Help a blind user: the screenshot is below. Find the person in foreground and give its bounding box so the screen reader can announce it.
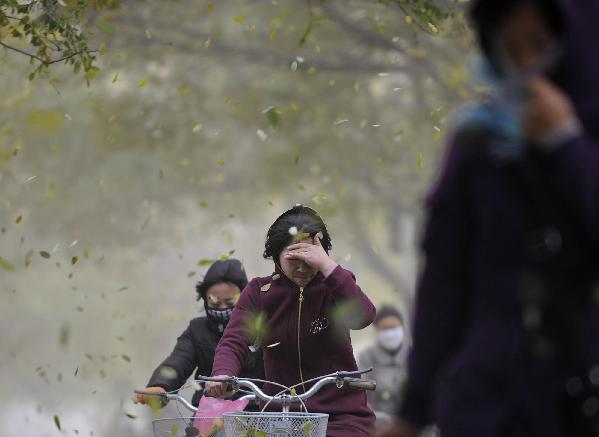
[206,205,377,436]
[133,259,263,407]
[382,0,599,436]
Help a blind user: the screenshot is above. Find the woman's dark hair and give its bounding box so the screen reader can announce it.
[195,258,248,301]
[263,205,332,264]
[469,0,565,74]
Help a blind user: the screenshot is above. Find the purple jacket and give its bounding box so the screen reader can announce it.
[399,1,599,436]
[212,265,377,436]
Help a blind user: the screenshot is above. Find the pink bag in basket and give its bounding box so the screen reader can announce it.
[193,396,249,436]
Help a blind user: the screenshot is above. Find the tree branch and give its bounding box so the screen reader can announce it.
[0,41,97,65]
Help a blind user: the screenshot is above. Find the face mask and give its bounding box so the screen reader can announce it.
[377,326,404,352]
[206,307,234,323]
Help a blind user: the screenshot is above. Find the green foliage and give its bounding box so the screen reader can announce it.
[0,0,121,81]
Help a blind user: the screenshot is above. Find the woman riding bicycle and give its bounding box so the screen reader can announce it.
[206,205,377,436]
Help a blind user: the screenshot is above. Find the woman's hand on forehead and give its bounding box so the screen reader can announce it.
[284,235,338,277]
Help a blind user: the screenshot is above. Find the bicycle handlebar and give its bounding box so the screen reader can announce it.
[134,369,376,413]
[134,390,256,414]
[134,390,197,413]
[197,368,376,406]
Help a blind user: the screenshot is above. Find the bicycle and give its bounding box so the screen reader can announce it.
[135,368,376,437]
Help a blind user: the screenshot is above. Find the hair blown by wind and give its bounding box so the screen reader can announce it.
[263,205,332,263]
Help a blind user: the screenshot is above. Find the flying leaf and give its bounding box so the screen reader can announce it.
[39,251,50,259]
[125,413,137,419]
[71,256,78,265]
[293,232,310,242]
[262,106,281,128]
[260,283,271,293]
[121,354,131,363]
[302,420,314,436]
[15,215,22,224]
[59,323,70,347]
[148,396,163,413]
[159,366,177,380]
[25,110,64,134]
[0,256,15,272]
[198,259,215,266]
[233,16,246,24]
[54,415,61,431]
[96,19,114,34]
[256,129,268,141]
[25,250,33,268]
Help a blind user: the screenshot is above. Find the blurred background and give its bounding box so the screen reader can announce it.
[0,0,477,435]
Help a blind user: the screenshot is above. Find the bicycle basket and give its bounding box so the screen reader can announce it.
[223,411,328,437]
[152,417,226,437]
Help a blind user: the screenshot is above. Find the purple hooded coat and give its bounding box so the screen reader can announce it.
[398,1,599,436]
[212,266,377,436]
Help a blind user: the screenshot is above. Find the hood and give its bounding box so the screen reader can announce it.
[195,258,248,301]
[470,0,599,138]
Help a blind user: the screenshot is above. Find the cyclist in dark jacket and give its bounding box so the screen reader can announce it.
[134,259,264,407]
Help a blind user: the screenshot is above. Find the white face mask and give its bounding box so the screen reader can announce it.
[377,326,404,352]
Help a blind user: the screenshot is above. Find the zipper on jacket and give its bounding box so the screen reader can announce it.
[297,286,306,394]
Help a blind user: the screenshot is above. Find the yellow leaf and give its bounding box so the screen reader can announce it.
[233,16,246,24]
[204,37,211,48]
[404,16,413,24]
[25,110,64,134]
[217,159,225,166]
[269,30,277,42]
[138,79,148,87]
[427,22,439,33]
[0,256,15,272]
